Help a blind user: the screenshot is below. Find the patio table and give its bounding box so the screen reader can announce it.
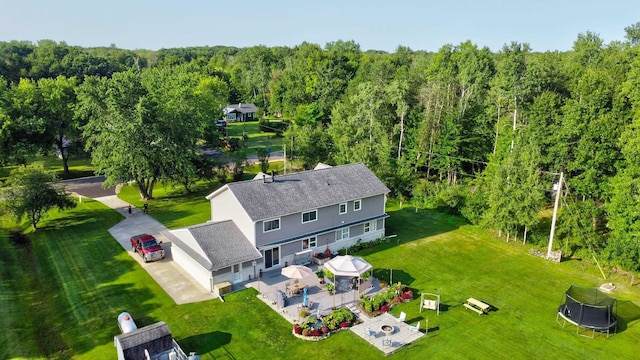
[286,282,307,297]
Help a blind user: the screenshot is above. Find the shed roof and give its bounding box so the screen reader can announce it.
[115,321,173,360]
[209,163,389,222]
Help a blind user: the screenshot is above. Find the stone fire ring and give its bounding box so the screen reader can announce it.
[381,324,394,336]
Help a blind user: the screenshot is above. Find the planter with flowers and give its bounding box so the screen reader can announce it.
[359,282,414,317]
[292,307,358,341]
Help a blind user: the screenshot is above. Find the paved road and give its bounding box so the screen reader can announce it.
[60,175,116,198]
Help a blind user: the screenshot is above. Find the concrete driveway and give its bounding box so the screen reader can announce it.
[93,194,214,304]
[63,177,216,304]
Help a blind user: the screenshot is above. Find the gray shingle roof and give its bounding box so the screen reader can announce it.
[116,321,173,360]
[222,162,390,221]
[165,221,262,271]
[224,103,257,114]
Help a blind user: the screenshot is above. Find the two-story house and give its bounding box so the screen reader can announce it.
[223,103,257,122]
[163,163,390,293]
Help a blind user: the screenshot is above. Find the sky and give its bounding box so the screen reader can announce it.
[1,0,639,53]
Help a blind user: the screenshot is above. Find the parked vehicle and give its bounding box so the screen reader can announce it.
[130,234,165,262]
[215,119,227,129]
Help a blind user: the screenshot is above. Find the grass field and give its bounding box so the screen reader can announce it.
[2,196,640,359]
[226,120,285,156]
[0,156,94,182]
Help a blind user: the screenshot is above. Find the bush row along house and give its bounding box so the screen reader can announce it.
[163,163,390,293]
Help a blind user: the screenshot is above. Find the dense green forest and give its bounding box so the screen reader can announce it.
[1,24,640,276]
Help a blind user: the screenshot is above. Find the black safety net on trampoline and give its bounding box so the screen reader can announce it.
[558,285,617,331]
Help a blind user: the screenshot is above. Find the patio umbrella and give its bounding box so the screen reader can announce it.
[281,264,314,279]
[302,287,308,307]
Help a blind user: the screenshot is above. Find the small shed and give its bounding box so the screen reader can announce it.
[114,322,174,360]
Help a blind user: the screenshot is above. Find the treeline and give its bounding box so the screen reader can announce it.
[1,23,640,275]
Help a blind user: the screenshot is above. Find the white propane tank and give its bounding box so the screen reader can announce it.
[117,312,138,334]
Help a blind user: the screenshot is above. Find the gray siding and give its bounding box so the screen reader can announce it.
[255,194,385,247]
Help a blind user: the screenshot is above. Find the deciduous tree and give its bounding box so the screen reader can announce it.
[1,163,76,230]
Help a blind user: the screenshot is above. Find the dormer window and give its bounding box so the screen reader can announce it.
[339,202,347,215]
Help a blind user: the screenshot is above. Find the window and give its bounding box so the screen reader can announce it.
[354,199,361,211]
[302,236,317,250]
[227,112,236,120]
[364,220,377,233]
[302,209,317,223]
[336,227,349,241]
[339,202,347,215]
[263,218,280,232]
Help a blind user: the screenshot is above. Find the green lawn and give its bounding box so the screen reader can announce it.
[0,156,94,182]
[226,120,285,156]
[2,197,640,359]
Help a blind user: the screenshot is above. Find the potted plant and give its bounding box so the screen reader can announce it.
[299,309,308,318]
[316,269,325,284]
[326,283,335,294]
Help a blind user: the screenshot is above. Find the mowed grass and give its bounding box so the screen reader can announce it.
[2,196,640,359]
[364,201,640,359]
[0,156,94,182]
[226,120,285,156]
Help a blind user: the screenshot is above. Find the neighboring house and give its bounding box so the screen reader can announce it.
[164,163,390,293]
[223,103,257,122]
[114,321,187,360]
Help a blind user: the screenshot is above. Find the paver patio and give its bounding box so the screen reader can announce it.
[247,264,426,355]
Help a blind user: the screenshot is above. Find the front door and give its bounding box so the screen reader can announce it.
[232,263,242,283]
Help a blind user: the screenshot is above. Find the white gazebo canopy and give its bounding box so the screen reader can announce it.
[325,255,372,277]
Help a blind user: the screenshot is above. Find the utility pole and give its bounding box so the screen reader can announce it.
[547,171,564,258]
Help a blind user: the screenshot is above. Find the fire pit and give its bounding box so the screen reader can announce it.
[381,324,394,336]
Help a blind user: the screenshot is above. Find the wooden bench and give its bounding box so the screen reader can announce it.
[464,298,490,315]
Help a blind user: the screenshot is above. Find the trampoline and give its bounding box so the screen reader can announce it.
[556,285,617,338]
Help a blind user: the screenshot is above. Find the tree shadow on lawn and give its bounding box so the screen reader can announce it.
[373,269,415,287]
[616,300,640,332]
[40,208,122,231]
[378,207,464,245]
[178,331,232,356]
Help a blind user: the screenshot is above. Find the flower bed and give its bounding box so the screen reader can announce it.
[292,307,357,340]
[359,282,414,317]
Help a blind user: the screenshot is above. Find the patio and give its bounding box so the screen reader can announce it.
[247,263,427,355]
[248,263,380,322]
[351,313,426,355]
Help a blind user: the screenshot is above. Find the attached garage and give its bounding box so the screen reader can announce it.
[162,221,262,293]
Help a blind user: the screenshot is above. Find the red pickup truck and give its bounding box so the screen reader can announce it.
[130,234,165,262]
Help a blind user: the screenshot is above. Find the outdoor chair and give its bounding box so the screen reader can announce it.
[395,311,407,322]
[366,328,376,338]
[408,321,420,332]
